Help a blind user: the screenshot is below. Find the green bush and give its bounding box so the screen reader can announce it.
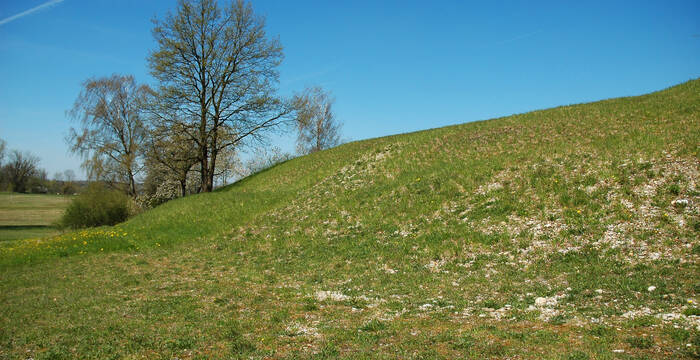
[60,184,131,229]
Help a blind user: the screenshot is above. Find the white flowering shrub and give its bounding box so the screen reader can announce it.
[135,179,181,210]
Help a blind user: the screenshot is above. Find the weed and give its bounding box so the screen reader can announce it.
[626,335,654,349]
[359,319,387,332]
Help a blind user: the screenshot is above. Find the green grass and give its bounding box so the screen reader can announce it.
[1,80,699,359]
[0,225,61,241]
[0,192,71,241]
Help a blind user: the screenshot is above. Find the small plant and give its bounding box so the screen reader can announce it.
[625,335,654,349]
[302,298,319,311]
[359,319,386,332]
[682,307,700,316]
[549,314,568,325]
[452,334,476,350]
[224,322,256,355]
[627,315,659,328]
[665,327,690,342]
[684,334,700,358]
[482,299,501,309]
[565,351,589,360]
[667,183,681,195]
[60,183,131,229]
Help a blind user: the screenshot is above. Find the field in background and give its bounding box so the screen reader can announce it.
[0,192,70,241]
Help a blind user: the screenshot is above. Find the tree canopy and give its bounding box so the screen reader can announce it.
[149,0,292,192]
[293,86,342,154]
[67,74,150,196]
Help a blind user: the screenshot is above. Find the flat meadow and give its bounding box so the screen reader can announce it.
[0,192,70,241]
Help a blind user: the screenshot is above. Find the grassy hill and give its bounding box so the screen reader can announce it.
[1,80,698,359]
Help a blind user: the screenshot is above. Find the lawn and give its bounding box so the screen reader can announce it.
[0,192,71,241]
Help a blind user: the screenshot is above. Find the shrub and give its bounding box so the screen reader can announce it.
[60,183,131,229]
[135,179,180,210]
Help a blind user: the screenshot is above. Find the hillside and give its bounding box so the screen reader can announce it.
[1,80,698,359]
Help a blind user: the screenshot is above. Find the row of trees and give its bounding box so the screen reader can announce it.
[67,0,342,204]
[0,138,78,194]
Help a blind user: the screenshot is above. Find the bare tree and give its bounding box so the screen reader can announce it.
[293,86,342,155]
[3,150,39,193]
[67,74,150,197]
[244,146,293,175]
[149,0,292,192]
[63,169,76,183]
[213,145,244,187]
[0,138,6,167]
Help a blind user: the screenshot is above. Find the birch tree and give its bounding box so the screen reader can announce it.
[293,86,342,154]
[67,74,150,196]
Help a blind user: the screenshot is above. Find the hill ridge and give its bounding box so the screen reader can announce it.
[1,79,698,358]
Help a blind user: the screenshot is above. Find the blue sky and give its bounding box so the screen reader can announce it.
[1,0,698,179]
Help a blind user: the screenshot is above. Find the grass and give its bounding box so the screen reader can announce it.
[0,79,699,359]
[0,192,71,241]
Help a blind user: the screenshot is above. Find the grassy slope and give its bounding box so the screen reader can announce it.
[0,192,70,241]
[1,80,698,359]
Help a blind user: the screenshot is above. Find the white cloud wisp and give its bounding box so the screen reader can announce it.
[0,0,65,26]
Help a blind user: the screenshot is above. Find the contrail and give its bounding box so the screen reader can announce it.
[0,0,65,26]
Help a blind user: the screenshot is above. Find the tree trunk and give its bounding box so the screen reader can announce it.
[180,178,187,197]
[199,108,211,192]
[128,172,137,197]
[200,155,210,192]
[207,147,217,192]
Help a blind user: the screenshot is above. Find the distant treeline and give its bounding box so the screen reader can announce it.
[0,139,82,194]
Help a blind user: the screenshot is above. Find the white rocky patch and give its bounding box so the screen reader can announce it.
[418,303,434,311]
[672,198,690,208]
[425,258,446,273]
[315,291,349,302]
[285,322,320,337]
[529,294,566,321]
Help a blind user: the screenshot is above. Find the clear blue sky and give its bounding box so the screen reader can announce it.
[1,0,698,179]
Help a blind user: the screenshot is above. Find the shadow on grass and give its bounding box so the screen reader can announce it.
[0,225,55,230]
[0,225,60,241]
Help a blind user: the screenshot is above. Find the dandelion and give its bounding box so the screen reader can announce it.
[83,241,87,245]
[576,209,581,214]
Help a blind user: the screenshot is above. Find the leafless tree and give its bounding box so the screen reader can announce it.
[3,150,39,193]
[63,169,76,183]
[67,74,150,197]
[293,86,342,155]
[0,138,6,167]
[149,0,292,192]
